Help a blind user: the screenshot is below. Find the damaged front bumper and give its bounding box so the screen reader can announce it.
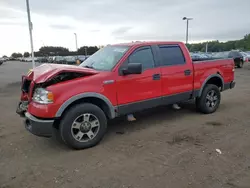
[24,112,54,138]
[16,102,54,137]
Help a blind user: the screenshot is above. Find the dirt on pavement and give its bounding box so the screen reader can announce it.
[1,62,250,188]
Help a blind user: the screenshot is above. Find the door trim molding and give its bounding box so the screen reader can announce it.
[117,91,196,116]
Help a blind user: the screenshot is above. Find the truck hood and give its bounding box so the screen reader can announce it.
[29,64,99,83]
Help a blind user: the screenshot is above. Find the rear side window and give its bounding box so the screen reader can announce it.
[158,45,186,66]
[129,47,155,70]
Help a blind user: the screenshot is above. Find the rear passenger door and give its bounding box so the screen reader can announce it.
[157,45,193,103]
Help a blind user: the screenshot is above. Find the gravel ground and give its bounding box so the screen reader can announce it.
[0,61,250,188]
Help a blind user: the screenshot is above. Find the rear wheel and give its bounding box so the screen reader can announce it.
[196,84,221,114]
[237,61,243,68]
[59,103,107,149]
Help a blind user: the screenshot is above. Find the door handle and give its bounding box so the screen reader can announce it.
[184,69,191,76]
[152,74,161,80]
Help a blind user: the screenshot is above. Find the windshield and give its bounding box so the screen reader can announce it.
[80,45,129,71]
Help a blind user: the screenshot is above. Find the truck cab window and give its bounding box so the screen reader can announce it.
[159,45,186,66]
[129,47,155,70]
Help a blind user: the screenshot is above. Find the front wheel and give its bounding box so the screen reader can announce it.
[196,84,221,114]
[59,103,107,149]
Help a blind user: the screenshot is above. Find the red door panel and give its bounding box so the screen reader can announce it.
[116,46,162,105]
[116,67,162,105]
[161,65,193,96]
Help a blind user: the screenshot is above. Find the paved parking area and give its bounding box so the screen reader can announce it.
[0,61,32,89]
[0,61,250,188]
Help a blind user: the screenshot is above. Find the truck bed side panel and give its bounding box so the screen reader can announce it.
[193,59,235,91]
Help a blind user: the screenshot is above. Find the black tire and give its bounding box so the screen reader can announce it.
[196,84,221,114]
[237,61,243,68]
[59,103,107,149]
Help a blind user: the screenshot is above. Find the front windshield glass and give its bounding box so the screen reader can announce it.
[80,45,129,71]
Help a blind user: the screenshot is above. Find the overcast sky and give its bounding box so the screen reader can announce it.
[0,0,250,56]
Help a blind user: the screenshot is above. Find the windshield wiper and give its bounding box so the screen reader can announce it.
[83,65,94,69]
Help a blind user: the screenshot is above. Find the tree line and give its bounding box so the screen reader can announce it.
[8,33,250,58]
[10,46,100,58]
[187,34,250,52]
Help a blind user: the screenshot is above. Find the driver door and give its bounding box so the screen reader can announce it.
[116,46,162,115]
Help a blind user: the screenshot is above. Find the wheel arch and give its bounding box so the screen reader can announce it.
[198,74,224,97]
[55,93,116,120]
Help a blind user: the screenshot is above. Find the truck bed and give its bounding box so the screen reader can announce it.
[193,58,235,90]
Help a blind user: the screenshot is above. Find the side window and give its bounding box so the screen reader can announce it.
[159,45,186,66]
[129,47,155,70]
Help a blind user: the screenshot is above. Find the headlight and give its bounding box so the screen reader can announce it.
[33,88,54,104]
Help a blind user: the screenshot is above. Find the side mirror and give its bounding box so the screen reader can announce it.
[122,63,142,75]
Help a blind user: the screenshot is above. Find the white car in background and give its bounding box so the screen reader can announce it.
[23,57,38,62]
[246,51,250,59]
[25,57,32,62]
[240,52,250,63]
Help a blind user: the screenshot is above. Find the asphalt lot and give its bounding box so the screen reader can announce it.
[1,61,250,188]
[0,61,32,89]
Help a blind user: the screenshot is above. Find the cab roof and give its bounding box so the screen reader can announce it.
[112,41,185,47]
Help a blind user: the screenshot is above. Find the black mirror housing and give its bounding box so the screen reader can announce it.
[122,63,142,75]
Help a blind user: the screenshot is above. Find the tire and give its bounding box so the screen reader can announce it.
[237,61,243,68]
[196,84,221,114]
[59,103,107,149]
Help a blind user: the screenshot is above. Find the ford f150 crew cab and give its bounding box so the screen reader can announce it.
[16,41,235,149]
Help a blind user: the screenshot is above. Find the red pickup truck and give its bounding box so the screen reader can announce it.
[16,41,235,149]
